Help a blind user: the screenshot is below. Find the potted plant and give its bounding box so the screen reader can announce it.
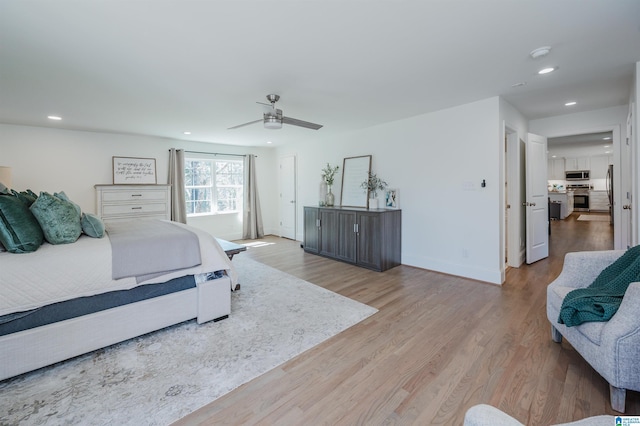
[361,172,387,209]
[321,163,339,206]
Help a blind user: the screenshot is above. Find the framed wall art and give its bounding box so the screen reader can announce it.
[112,156,157,184]
[385,189,398,208]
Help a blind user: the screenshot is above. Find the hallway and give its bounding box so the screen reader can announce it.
[549,212,614,257]
[505,211,614,294]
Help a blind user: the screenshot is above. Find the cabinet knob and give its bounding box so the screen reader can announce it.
[623,205,631,210]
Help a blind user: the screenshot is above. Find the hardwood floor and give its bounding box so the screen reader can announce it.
[176,212,638,425]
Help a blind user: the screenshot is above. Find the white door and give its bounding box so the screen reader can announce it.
[622,108,634,248]
[279,155,296,240]
[526,133,549,264]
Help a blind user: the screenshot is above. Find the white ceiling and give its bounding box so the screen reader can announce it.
[1,0,639,147]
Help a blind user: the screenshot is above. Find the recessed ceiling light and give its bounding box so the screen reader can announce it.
[530,46,551,59]
[266,141,273,144]
[605,151,612,154]
[603,137,611,140]
[565,101,577,106]
[551,155,557,158]
[183,131,191,135]
[538,67,557,75]
[47,115,62,120]
[604,145,611,148]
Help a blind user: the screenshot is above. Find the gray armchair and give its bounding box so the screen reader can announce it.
[547,249,640,413]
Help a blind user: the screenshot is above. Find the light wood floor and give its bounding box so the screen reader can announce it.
[176,212,638,425]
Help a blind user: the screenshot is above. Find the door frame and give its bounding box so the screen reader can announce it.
[542,124,624,249]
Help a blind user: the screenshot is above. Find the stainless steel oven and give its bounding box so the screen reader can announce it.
[568,184,590,212]
[573,192,590,211]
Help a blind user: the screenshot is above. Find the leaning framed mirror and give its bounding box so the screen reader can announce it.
[340,155,372,208]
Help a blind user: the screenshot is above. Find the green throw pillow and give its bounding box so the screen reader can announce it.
[11,189,38,206]
[30,192,82,244]
[81,213,105,238]
[0,193,44,253]
[54,191,82,216]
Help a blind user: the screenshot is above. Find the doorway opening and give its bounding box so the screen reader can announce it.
[547,128,623,250]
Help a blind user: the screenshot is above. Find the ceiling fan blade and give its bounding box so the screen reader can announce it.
[282,116,323,130]
[227,119,262,130]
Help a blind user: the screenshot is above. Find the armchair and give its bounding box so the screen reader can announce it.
[547,250,640,413]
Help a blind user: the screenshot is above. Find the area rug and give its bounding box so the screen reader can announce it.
[0,257,377,425]
[577,215,610,222]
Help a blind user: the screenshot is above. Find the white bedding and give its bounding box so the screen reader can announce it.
[0,222,238,316]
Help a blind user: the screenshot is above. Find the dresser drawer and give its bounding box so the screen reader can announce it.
[102,202,168,217]
[101,189,168,203]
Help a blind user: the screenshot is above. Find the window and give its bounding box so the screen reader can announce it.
[184,158,243,216]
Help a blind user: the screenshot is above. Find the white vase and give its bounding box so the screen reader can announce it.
[368,197,378,209]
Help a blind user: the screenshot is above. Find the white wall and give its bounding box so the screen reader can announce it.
[0,124,279,240]
[278,97,505,284]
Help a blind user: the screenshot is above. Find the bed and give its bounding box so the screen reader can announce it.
[0,218,239,382]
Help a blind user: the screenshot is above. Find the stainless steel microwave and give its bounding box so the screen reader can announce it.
[565,170,590,180]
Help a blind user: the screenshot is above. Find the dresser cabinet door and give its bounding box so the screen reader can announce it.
[335,211,357,263]
[356,212,382,270]
[303,207,320,254]
[319,209,338,258]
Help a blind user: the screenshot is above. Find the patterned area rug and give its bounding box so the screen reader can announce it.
[577,215,610,222]
[0,257,377,425]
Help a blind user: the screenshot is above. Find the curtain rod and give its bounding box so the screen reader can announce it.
[170,149,254,158]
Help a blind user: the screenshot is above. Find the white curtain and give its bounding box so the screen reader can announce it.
[168,148,187,224]
[242,154,264,239]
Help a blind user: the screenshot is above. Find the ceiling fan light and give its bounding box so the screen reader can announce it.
[264,116,282,129]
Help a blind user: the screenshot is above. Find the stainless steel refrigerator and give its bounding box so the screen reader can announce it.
[606,164,613,224]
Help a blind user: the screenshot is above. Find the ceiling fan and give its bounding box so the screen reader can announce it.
[228,94,323,130]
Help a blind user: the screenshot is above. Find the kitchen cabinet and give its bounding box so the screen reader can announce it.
[303,206,401,272]
[95,184,171,224]
[565,157,591,171]
[549,192,574,219]
[589,155,613,179]
[590,191,609,212]
[547,158,565,180]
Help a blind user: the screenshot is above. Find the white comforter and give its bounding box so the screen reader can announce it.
[0,223,238,316]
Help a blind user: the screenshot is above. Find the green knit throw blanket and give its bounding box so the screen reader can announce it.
[558,245,640,327]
